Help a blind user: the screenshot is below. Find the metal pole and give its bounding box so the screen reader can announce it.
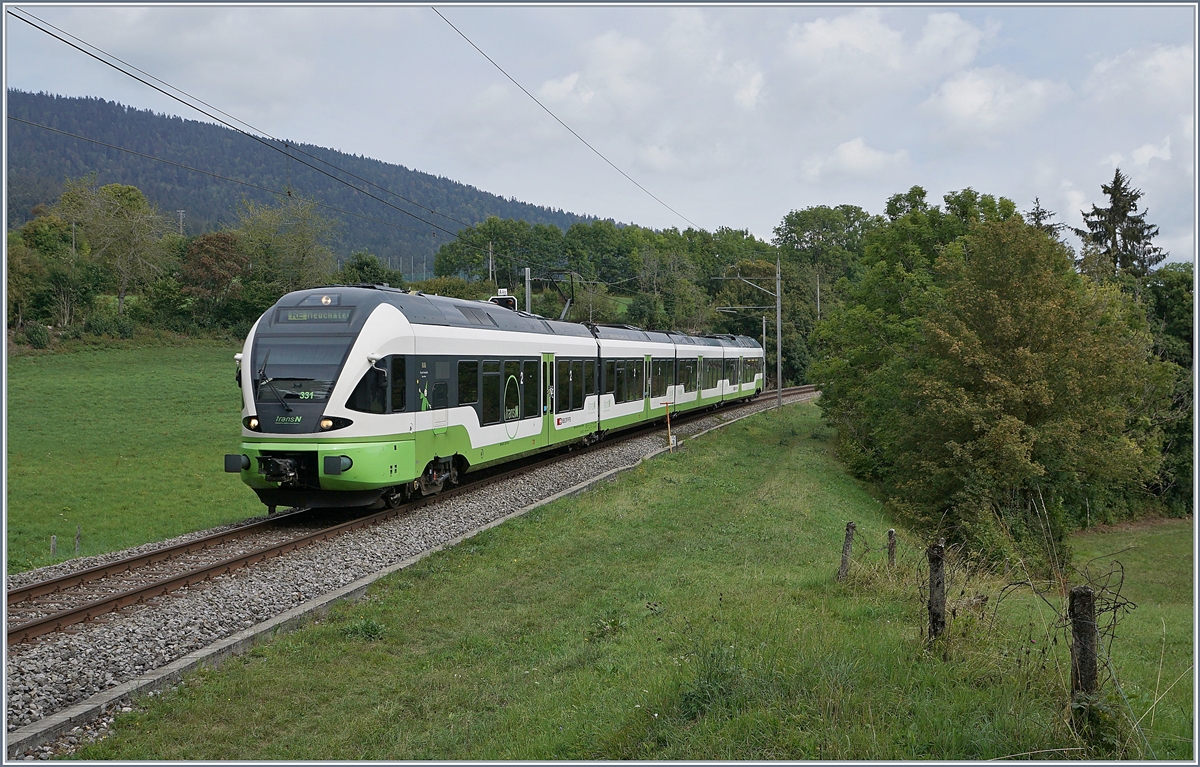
[176,210,185,236]
[525,267,531,313]
[762,315,766,352]
[776,256,782,409]
[488,242,494,284]
[816,273,820,321]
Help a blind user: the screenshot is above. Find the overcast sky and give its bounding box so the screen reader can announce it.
[4,3,1196,262]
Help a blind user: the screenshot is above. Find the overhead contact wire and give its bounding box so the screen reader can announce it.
[6,115,435,238]
[12,7,476,232]
[7,8,475,247]
[431,6,700,230]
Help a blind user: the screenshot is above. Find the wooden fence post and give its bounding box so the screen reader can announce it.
[1069,585,1098,698]
[837,522,856,582]
[927,540,946,641]
[75,525,81,555]
[887,529,896,567]
[50,535,57,557]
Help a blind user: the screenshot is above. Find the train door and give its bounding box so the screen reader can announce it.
[542,352,555,442]
[642,354,651,419]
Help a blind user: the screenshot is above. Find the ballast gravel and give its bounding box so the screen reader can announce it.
[6,396,807,756]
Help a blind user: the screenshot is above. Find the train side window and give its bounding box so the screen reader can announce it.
[432,380,448,410]
[504,361,521,420]
[482,361,501,425]
[583,359,595,398]
[571,359,584,411]
[632,358,645,400]
[615,360,626,403]
[391,356,407,412]
[556,359,570,414]
[458,361,478,405]
[522,360,539,419]
[605,360,616,395]
[348,365,386,414]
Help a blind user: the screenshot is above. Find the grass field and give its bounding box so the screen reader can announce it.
[70,401,1192,760]
[6,341,259,573]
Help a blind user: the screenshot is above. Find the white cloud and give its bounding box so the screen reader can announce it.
[1132,136,1171,166]
[538,72,593,105]
[733,68,764,110]
[803,137,908,181]
[784,9,988,101]
[922,66,1069,136]
[1085,44,1193,111]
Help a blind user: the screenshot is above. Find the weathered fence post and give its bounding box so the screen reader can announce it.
[1069,585,1098,699]
[887,529,896,567]
[927,539,946,641]
[50,535,57,557]
[1004,557,1010,578]
[837,522,856,582]
[75,525,81,555]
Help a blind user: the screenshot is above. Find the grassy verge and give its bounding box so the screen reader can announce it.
[6,341,259,573]
[73,402,1190,761]
[1065,518,1194,757]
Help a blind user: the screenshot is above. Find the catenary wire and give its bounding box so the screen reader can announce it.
[431,7,700,230]
[8,8,651,282]
[11,7,477,232]
[7,8,477,246]
[7,115,441,240]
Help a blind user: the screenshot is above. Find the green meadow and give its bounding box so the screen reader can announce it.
[6,341,258,573]
[68,400,1192,760]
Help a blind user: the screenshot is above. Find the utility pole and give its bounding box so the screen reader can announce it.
[776,256,783,409]
[762,315,767,352]
[71,221,76,258]
[176,210,185,236]
[816,272,820,321]
[488,242,494,285]
[525,267,531,313]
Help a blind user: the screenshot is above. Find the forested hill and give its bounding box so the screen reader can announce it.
[6,90,596,271]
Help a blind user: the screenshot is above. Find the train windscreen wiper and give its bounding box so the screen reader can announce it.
[256,350,293,413]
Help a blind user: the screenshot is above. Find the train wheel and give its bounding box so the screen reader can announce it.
[383,487,406,509]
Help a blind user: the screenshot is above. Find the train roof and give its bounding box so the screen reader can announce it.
[268,286,759,349]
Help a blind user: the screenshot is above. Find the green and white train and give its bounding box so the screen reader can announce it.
[225,285,765,511]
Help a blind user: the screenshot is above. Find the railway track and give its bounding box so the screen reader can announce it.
[7,385,816,646]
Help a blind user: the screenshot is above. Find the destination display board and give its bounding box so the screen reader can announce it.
[277,307,354,323]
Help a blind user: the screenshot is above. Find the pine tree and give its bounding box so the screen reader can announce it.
[1073,168,1166,278]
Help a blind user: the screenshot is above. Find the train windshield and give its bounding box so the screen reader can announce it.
[251,335,353,404]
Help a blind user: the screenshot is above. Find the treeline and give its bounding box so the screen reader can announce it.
[7,177,408,343]
[6,90,594,271]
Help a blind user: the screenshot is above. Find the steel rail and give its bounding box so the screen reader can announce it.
[7,385,815,645]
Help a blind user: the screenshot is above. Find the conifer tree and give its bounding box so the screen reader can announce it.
[1074,168,1166,278]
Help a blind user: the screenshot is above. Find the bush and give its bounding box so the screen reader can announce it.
[24,324,50,349]
[114,316,136,339]
[84,315,115,336]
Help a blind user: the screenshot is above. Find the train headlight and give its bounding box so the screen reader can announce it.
[320,417,333,430]
[243,416,261,431]
[318,416,353,431]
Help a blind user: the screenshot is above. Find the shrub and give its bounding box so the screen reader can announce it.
[114,316,136,339]
[24,324,50,349]
[84,315,115,336]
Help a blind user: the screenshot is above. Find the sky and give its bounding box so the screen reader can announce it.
[4,3,1196,262]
